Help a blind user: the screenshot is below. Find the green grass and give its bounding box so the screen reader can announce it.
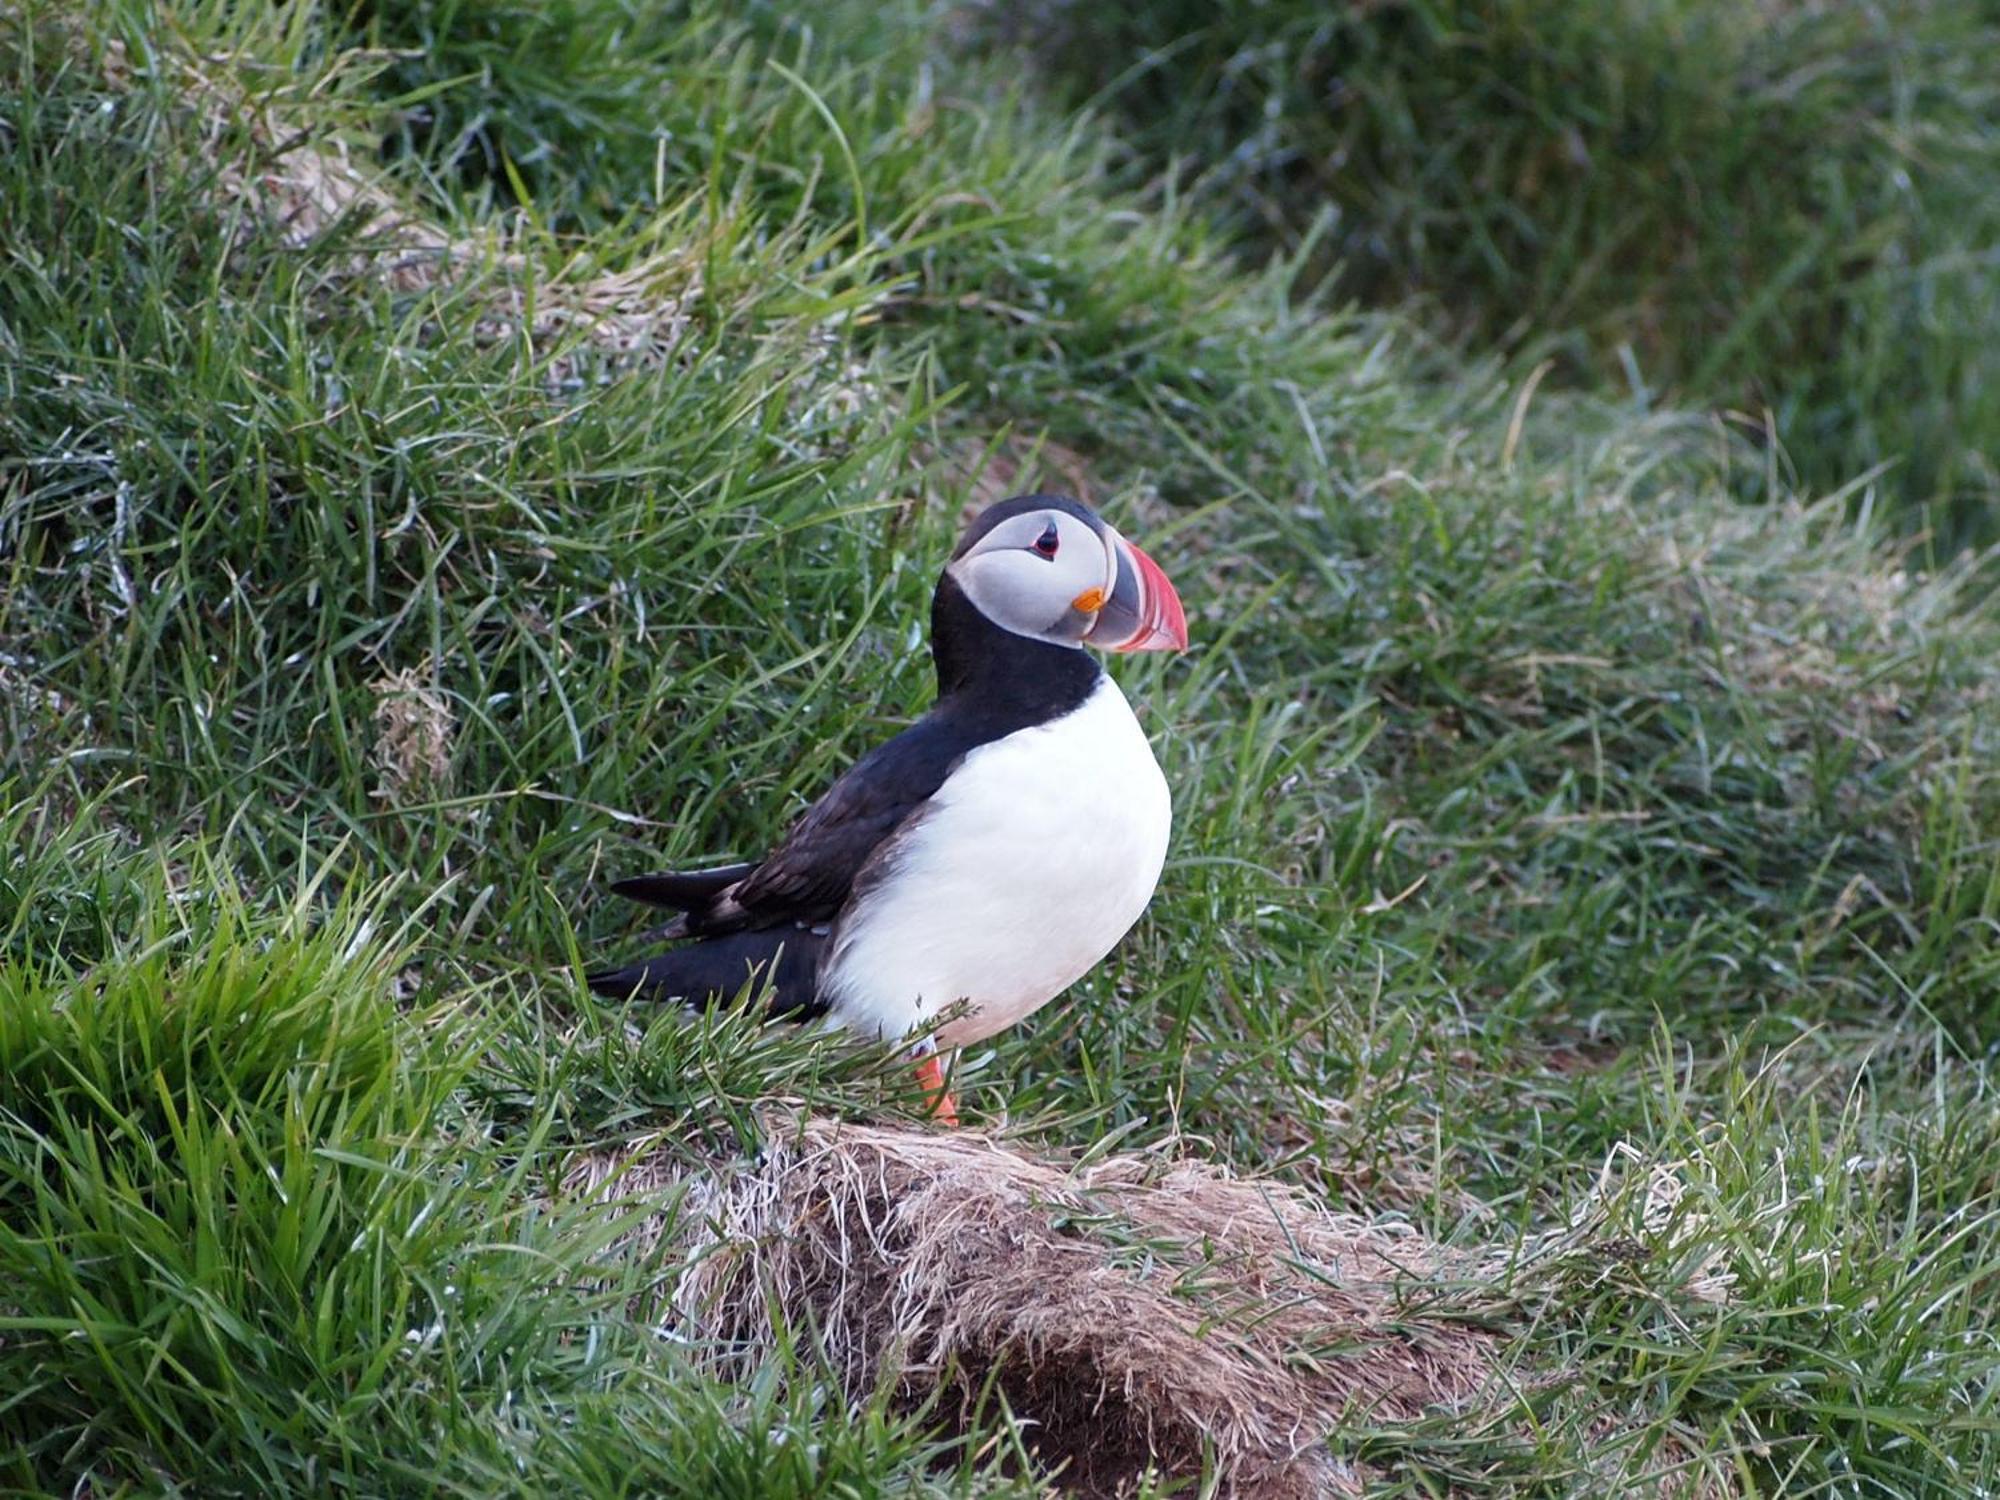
[3,0,1999,1493]
[964,0,2000,550]
[0,831,1000,1495]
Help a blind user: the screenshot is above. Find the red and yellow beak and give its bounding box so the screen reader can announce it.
[1083,530,1189,653]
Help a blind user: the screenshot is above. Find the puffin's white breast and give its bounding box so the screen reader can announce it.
[821,675,1171,1047]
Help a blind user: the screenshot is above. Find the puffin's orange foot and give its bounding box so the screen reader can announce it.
[913,1052,960,1127]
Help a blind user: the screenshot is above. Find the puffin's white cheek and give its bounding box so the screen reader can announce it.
[1060,546,1107,597]
[960,553,1083,640]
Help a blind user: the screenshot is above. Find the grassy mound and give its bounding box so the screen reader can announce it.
[966,0,2000,546]
[575,1115,1742,1499]
[3,0,1998,1494]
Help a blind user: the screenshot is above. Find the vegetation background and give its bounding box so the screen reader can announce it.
[1,0,1996,1494]
[974,0,2000,550]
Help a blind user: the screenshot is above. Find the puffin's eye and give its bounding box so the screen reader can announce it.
[1031,522,1060,559]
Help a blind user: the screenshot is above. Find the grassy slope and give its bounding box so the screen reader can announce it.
[963,0,2000,549]
[3,0,1999,1494]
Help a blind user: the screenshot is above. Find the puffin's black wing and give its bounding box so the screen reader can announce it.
[709,717,982,930]
[609,714,984,939]
[587,718,979,1013]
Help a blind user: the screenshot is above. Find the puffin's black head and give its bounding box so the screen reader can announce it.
[944,494,1188,655]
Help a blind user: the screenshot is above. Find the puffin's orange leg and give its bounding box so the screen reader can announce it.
[913,1052,960,1127]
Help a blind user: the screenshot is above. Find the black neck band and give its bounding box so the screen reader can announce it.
[930,574,1102,729]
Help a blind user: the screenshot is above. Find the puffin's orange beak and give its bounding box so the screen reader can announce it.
[1084,532,1189,653]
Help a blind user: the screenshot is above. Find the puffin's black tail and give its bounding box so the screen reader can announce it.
[610,864,755,910]
[584,926,829,1022]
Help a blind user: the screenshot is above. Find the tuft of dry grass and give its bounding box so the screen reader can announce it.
[83,30,702,387]
[368,664,454,804]
[569,1117,1735,1499]
[230,119,699,387]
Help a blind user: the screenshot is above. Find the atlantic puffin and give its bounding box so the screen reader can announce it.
[586,494,1188,1123]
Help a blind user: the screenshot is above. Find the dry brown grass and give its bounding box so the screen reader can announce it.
[368,664,453,804]
[567,1116,1736,1499]
[213,104,697,388]
[66,25,700,389]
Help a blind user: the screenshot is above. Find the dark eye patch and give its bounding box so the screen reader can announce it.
[1032,522,1060,558]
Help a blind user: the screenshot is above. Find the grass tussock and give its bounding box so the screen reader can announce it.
[587,1124,1477,1498]
[573,1116,1746,1499]
[2,0,1999,1493]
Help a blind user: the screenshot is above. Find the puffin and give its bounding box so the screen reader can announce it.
[586,494,1188,1124]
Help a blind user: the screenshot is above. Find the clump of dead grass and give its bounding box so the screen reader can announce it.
[221,109,697,387]
[369,665,453,804]
[75,26,698,388]
[569,1116,1735,1499]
